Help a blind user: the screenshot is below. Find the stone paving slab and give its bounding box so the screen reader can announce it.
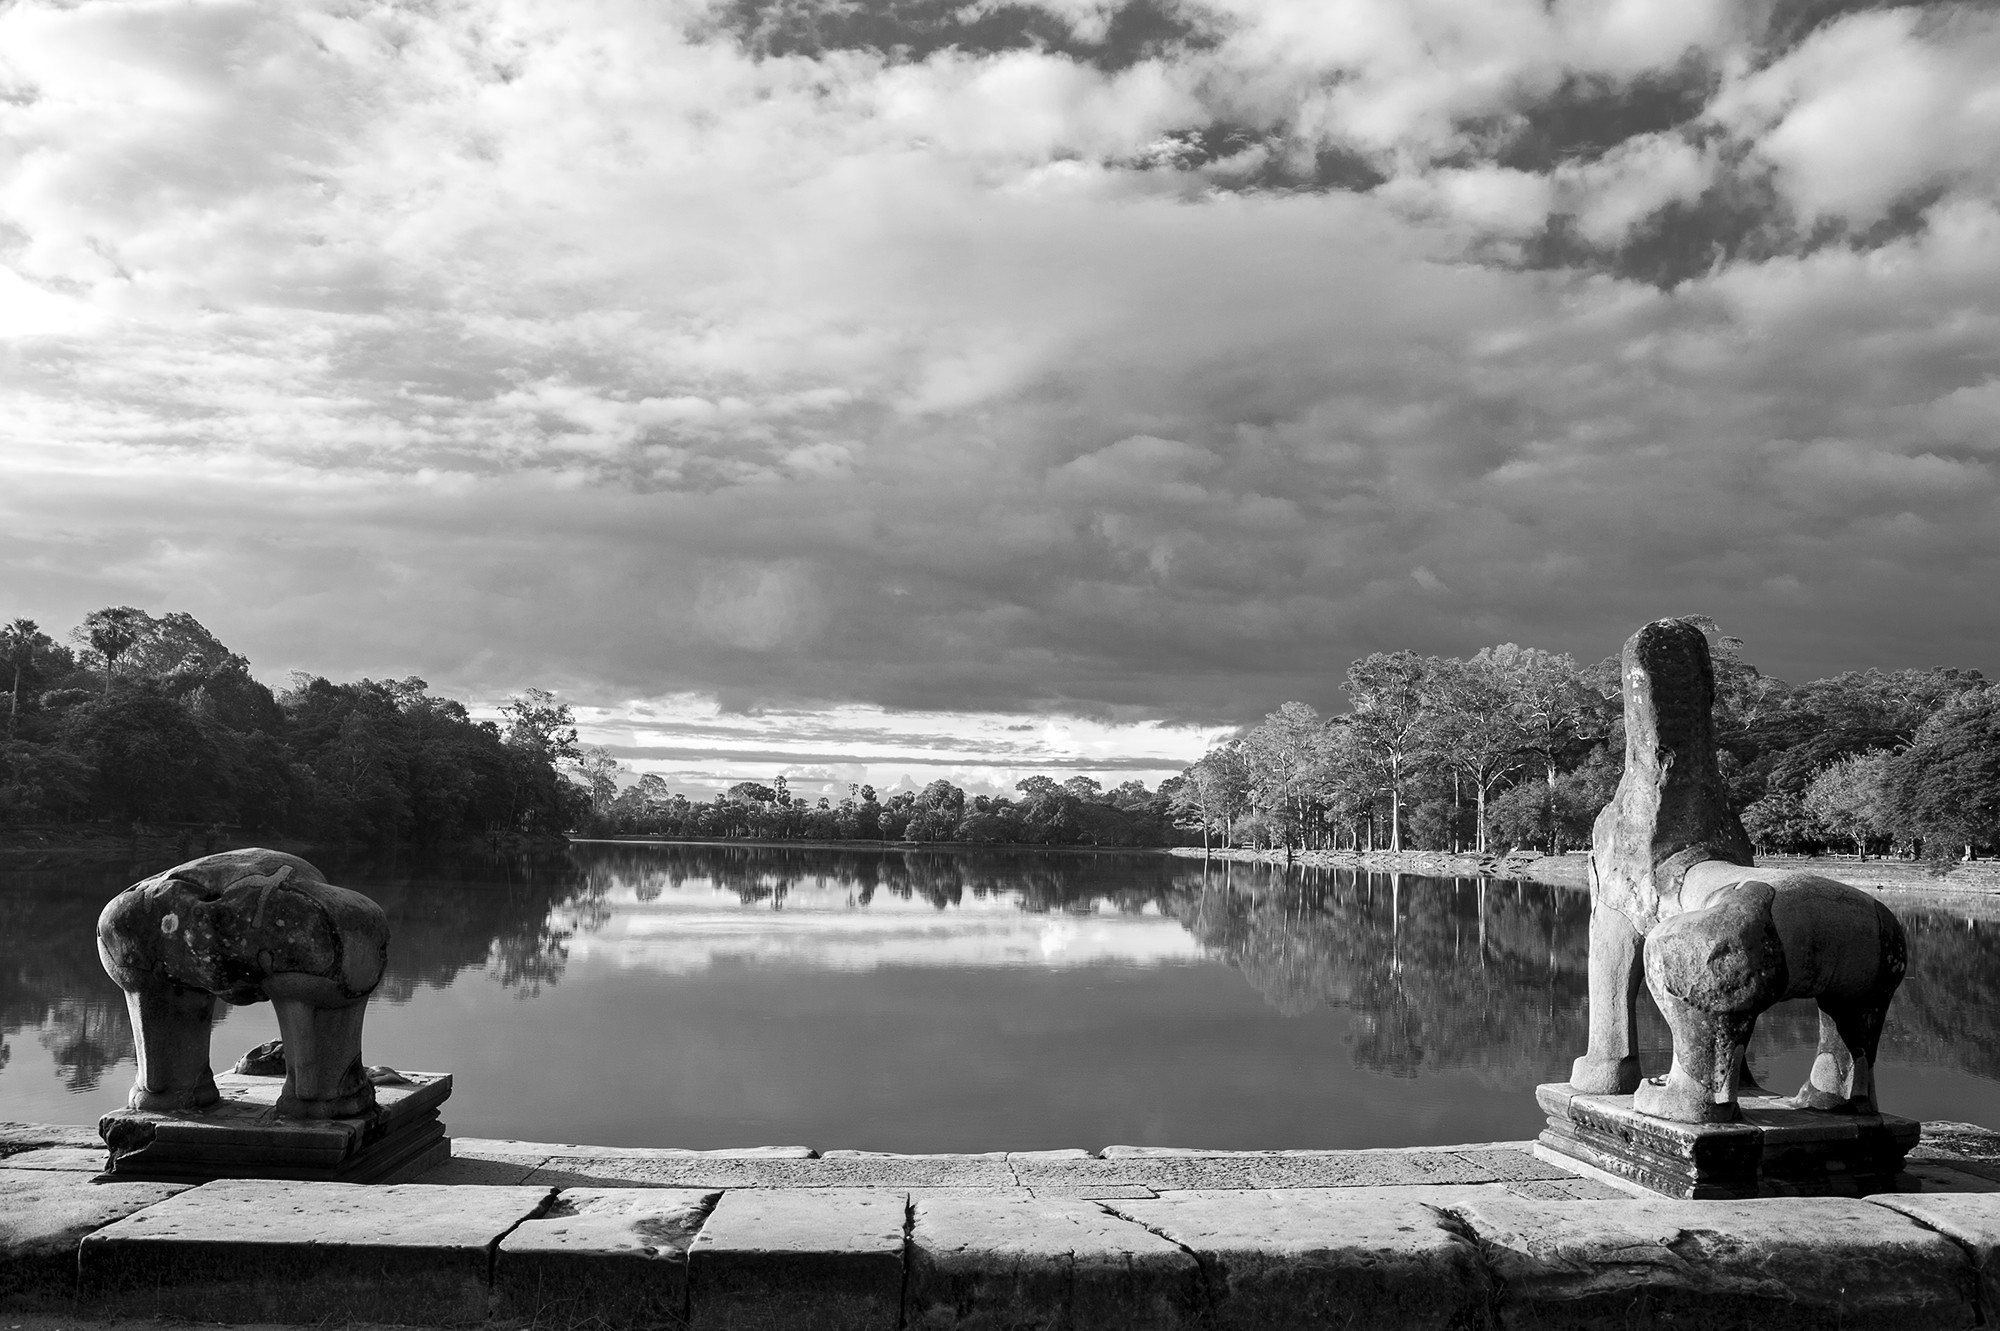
[1910,1121,2000,1165]
[1111,1189,1491,1330]
[77,1179,553,1324]
[1456,1194,1979,1329]
[456,1137,814,1159]
[495,1186,718,1325]
[0,1170,189,1305]
[687,1189,906,1331]
[414,1153,547,1186]
[525,1154,1018,1190]
[0,1123,104,1155]
[1870,1194,2000,1318]
[0,1146,105,1172]
[824,1149,1010,1161]
[7,1121,2000,1329]
[908,1193,1199,1330]
[1029,1183,1161,1200]
[1011,1147,1567,1192]
[1904,1161,2000,1193]
[1100,1141,1533,1158]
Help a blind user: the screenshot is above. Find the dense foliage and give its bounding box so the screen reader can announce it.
[0,609,586,845]
[1178,623,1997,864]
[587,771,1184,847]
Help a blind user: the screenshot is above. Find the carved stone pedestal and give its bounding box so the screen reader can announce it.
[98,1069,452,1185]
[1534,1082,1919,1200]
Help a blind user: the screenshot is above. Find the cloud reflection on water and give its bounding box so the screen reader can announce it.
[570,885,1202,973]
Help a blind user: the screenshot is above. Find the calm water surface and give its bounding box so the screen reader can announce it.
[3,841,1996,1150]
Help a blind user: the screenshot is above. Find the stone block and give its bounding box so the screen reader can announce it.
[77,1179,552,1324]
[1870,1194,2000,1318]
[908,1194,1198,1330]
[529,1154,1014,1190]
[1455,1194,1976,1329]
[414,1153,547,1186]
[1007,1149,1093,1161]
[0,1147,105,1173]
[1010,1147,1564,1194]
[0,1123,104,1154]
[495,1187,718,1325]
[99,1069,451,1184]
[1912,1121,2000,1166]
[458,1137,812,1159]
[687,1189,906,1331]
[1537,1083,1918,1198]
[0,1170,187,1306]
[1111,1190,1488,1330]
[1029,1184,1160,1200]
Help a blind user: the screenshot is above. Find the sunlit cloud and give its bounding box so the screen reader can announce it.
[557,695,1232,794]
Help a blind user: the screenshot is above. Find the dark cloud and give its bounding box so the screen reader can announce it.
[1483,62,1717,173]
[1525,165,1957,289]
[1757,0,1948,57]
[707,0,1222,71]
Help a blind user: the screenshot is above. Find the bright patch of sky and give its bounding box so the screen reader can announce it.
[566,696,1233,797]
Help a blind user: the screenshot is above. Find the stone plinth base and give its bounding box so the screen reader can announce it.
[97,1070,451,1185]
[1535,1082,1919,1199]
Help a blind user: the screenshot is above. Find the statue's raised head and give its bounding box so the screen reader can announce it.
[97,848,389,1118]
[1590,618,1754,932]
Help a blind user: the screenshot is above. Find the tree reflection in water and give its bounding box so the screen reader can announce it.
[3,844,1998,1100]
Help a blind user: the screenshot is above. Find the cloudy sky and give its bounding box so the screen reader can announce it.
[3,0,1997,795]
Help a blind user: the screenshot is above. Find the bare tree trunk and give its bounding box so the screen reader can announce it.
[1450,769,1461,853]
[1545,760,1559,854]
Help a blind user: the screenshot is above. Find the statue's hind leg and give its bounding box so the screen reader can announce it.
[1732,1015,1774,1097]
[1796,999,1887,1113]
[1794,898,1903,1114]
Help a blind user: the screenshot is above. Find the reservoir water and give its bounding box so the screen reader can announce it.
[3,841,1996,1150]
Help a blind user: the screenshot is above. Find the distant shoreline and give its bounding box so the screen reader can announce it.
[573,836,1175,857]
[1167,845,1592,889]
[1165,846,2000,918]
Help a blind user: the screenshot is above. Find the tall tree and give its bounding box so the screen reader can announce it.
[501,688,581,765]
[2,619,54,743]
[1239,702,1331,852]
[76,606,147,700]
[1802,751,1894,859]
[1486,643,1600,852]
[1173,747,1250,852]
[1341,653,1437,852]
[1886,688,2000,865]
[1428,654,1525,853]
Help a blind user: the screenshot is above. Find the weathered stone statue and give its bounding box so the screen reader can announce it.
[97,848,390,1119]
[1570,618,1906,1124]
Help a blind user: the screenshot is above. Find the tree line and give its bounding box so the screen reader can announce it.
[9,608,1993,863]
[582,771,1184,847]
[1176,624,1998,865]
[1,608,588,846]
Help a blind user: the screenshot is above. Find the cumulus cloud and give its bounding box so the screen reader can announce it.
[2,0,1997,774]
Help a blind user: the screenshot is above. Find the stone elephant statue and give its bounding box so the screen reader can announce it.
[1570,618,1906,1123]
[97,848,389,1119]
